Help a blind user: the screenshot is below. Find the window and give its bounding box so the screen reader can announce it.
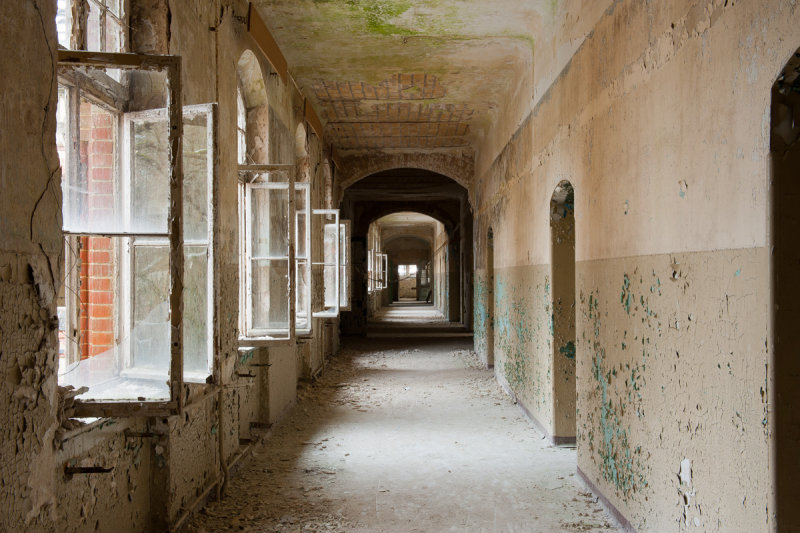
[339,220,351,311]
[367,249,375,292]
[123,104,218,383]
[295,182,311,335]
[312,209,341,318]
[238,165,297,344]
[367,246,387,293]
[237,86,248,165]
[380,253,388,289]
[56,50,185,415]
[398,264,417,277]
[57,0,126,53]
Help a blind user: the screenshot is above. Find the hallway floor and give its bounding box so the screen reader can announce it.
[188,333,618,532]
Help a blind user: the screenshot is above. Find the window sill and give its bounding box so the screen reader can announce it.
[238,336,293,348]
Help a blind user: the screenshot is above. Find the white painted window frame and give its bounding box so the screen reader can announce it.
[57,50,184,417]
[238,164,297,346]
[312,209,340,318]
[339,219,351,311]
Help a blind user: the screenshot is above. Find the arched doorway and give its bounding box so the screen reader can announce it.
[486,227,495,368]
[771,48,800,531]
[338,169,472,335]
[550,181,576,443]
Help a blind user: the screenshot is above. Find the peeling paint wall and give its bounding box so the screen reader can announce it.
[0,0,339,530]
[474,0,798,530]
[1,0,63,529]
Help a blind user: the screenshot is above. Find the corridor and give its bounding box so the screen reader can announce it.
[188,332,617,532]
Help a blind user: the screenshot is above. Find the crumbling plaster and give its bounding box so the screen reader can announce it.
[0,0,338,530]
[473,0,797,530]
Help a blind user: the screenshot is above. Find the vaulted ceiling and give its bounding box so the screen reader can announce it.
[253,0,546,159]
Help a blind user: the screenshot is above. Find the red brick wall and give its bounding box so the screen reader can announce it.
[78,102,116,359]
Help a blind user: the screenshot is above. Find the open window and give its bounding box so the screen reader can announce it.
[312,209,340,318]
[380,253,389,289]
[295,182,312,335]
[238,165,297,344]
[56,50,185,416]
[57,0,128,52]
[339,219,351,311]
[122,103,218,383]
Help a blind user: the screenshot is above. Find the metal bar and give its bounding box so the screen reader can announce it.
[65,466,113,475]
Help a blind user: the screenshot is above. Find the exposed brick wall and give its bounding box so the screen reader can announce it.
[78,103,116,359]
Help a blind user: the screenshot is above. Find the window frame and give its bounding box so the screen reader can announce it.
[380,253,389,290]
[57,50,184,418]
[295,182,312,336]
[311,209,340,319]
[122,103,218,384]
[238,164,297,346]
[339,219,351,311]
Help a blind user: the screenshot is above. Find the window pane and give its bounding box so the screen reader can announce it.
[107,0,121,16]
[87,4,102,51]
[58,237,170,401]
[237,88,247,165]
[323,223,338,308]
[132,117,170,233]
[296,211,307,259]
[251,259,289,333]
[63,99,118,233]
[183,114,209,241]
[296,259,310,333]
[56,87,69,188]
[339,222,349,308]
[56,0,71,47]
[132,244,170,374]
[184,245,210,380]
[250,187,289,258]
[105,17,123,54]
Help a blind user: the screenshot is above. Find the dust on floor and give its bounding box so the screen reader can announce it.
[187,336,618,532]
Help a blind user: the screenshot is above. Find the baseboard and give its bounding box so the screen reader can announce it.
[495,375,576,447]
[576,467,637,533]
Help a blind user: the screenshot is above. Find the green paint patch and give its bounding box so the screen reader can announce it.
[559,341,576,359]
[584,290,648,501]
[239,348,255,365]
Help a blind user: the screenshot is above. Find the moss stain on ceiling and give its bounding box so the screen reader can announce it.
[255,0,548,154]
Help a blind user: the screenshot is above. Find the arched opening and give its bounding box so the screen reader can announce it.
[365,212,446,323]
[771,48,800,531]
[486,227,495,368]
[550,180,576,443]
[236,49,268,164]
[338,169,472,336]
[295,123,308,158]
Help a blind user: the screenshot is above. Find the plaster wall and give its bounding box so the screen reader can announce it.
[473,0,798,530]
[0,0,339,530]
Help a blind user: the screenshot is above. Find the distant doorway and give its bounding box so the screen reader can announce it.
[771,48,800,531]
[487,228,495,368]
[550,181,576,443]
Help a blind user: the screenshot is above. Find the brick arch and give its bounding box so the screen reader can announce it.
[337,151,474,191]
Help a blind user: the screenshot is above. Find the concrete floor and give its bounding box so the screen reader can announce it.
[188,310,619,532]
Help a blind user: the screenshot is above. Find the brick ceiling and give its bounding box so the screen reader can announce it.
[253,0,544,154]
